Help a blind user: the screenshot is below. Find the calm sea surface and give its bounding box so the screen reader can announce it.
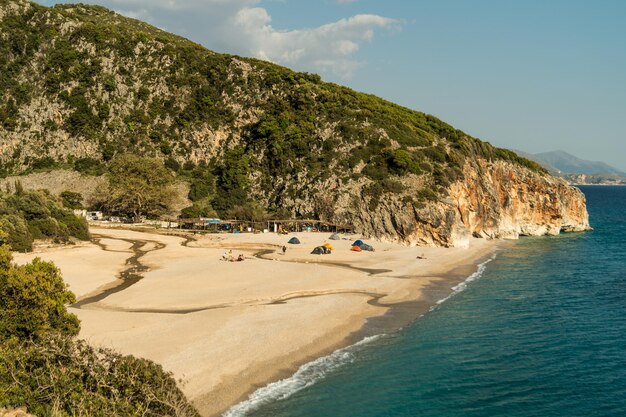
[227,186,626,417]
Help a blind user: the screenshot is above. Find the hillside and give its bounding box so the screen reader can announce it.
[0,0,589,245]
[533,151,625,176]
[516,150,626,185]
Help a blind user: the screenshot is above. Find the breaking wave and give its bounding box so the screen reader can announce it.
[222,334,384,417]
[224,253,497,416]
[430,251,498,311]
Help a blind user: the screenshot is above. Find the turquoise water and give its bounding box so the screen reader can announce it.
[228,186,626,417]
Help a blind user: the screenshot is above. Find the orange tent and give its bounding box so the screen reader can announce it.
[351,245,362,252]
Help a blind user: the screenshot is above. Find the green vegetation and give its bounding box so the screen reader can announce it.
[0,184,89,252]
[0,244,78,340]
[96,155,177,221]
[180,197,216,219]
[0,244,200,416]
[0,0,546,222]
[60,190,83,209]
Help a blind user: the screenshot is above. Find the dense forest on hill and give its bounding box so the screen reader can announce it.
[0,0,544,225]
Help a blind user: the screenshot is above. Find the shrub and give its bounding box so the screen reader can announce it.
[0,215,32,252]
[180,198,217,219]
[227,201,267,222]
[382,178,405,193]
[0,336,201,417]
[0,246,200,417]
[55,212,90,241]
[74,157,105,175]
[417,187,438,202]
[0,246,79,340]
[60,190,83,209]
[29,157,58,171]
[27,218,65,241]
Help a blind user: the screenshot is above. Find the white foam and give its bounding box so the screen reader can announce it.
[430,251,498,311]
[222,334,384,417]
[224,252,497,416]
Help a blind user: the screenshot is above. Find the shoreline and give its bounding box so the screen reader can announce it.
[217,248,502,417]
[13,226,500,417]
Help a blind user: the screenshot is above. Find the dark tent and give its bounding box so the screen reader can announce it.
[311,246,325,255]
[329,233,341,240]
[322,246,332,254]
[352,239,364,247]
[360,243,375,252]
[288,237,301,244]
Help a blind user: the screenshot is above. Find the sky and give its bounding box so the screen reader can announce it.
[36,0,626,171]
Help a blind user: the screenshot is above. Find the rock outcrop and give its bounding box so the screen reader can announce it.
[341,159,590,247]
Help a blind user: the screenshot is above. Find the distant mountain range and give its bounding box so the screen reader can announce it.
[516,150,626,185]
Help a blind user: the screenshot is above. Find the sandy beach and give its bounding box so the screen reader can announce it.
[13,226,498,417]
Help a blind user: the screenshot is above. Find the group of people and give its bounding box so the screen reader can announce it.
[221,249,245,262]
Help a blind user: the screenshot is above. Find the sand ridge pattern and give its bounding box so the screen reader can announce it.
[12,227,497,417]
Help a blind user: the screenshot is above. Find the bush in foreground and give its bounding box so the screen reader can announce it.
[0,336,200,417]
[0,245,200,417]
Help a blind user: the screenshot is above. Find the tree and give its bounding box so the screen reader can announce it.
[105,155,177,221]
[180,197,217,219]
[212,147,250,214]
[227,201,267,222]
[0,245,79,341]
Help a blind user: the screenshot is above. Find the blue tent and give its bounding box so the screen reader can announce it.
[352,239,364,247]
[311,246,324,255]
[360,243,375,252]
[288,237,301,244]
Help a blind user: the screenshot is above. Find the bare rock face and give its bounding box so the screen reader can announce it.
[450,159,590,241]
[342,159,590,247]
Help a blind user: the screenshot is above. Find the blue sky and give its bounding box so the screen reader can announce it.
[37,0,626,171]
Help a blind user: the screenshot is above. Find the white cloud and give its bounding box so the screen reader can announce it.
[233,11,397,77]
[50,0,397,78]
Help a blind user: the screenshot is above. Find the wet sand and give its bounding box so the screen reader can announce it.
[13,226,498,417]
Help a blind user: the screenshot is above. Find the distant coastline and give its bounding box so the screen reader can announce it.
[574,183,626,186]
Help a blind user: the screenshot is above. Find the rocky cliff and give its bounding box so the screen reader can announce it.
[327,159,590,247]
[0,0,590,246]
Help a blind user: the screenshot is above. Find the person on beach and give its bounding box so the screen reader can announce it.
[282,245,287,255]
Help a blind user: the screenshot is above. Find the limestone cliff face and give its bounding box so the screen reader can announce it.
[450,159,590,241]
[340,159,590,247]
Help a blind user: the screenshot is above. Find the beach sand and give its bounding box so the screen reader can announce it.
[13,226,497,417]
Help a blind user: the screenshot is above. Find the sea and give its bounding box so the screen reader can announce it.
[225,185,626,417]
